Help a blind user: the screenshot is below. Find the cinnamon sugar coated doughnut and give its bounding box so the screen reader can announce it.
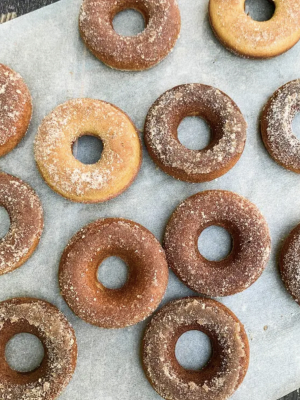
[0,172,43,276]
[144,84,247,182]
[164,190,271,297]
[279,222,300,304]
[261,80,300,172]
[209,0,300,58]
[142,297,249,400]
[59,218,169,328]
[79,0,181,71]
[0,64,32,156]
[34,99,142,203]
[0,298,77,400]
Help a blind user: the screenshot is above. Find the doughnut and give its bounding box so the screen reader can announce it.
[164,190,271,297]
[142,297,249,400]
[59,218,168,328]
[209,0,300,59]
[144,84,247,183]
[279,222,300,304]
[79,0,181,71]
[261,79,300,172]
[0,172,43,276]
[0,297,77,400]
[34,98,142,203]
[0,64,32,156]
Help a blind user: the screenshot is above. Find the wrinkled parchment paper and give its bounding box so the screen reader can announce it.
[1,1,300,398]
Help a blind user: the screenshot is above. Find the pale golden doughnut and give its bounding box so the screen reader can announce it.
[34,99,142,203]
[209,0,300,59]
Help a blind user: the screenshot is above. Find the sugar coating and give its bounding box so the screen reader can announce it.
[34,98,141,202]
[209,0,300,58]
[262,79,300,171]
[59,218,169,328]
[79,0,181,70]
[0,298,77,400]
[143,297,249,400]
[164,190,271,297]
[144,84,247,180]
[0,64,32,149]
[0,173,43,275]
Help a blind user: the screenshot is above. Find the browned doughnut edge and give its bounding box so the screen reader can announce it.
[0,64,32,157]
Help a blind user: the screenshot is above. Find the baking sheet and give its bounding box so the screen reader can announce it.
[1,0,300,398]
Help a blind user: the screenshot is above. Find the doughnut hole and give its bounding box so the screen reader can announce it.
[72,134,103,165]
[292,112,300,140]
[198,225,233,262]
[97,256,129,289]
[113,9,146,37]
[5,333,45,373]
[175,330,212,370]
[244,0,275,22]
[177,116,211,151]
[0,206,10,239]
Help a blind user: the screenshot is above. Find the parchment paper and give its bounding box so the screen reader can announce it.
[0,1,300,399]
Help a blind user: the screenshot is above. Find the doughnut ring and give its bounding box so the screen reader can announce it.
[0,64,32,156]
[209,0,300,58]
[261,79,300,172]
[279,222,300,304]
[0,172,43,276]
[164,190,271,297]
[79,0,181,71]
[142,297,249,400]
[0,297,77,400]
[34,98,142,203]
[59,218,169,328]
[144,84,247,182]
